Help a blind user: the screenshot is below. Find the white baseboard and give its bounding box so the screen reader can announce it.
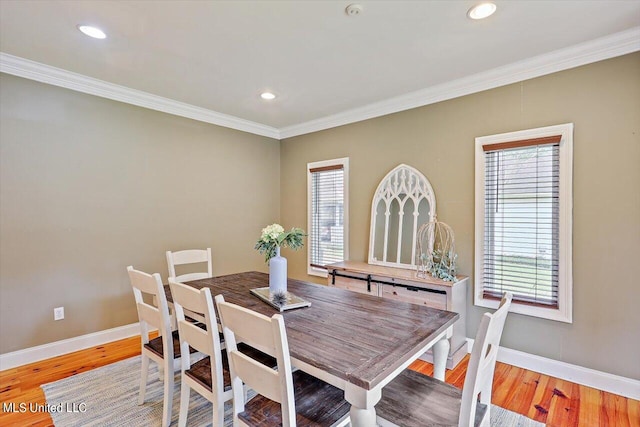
[467,338,640,400]
[0,323,141,371]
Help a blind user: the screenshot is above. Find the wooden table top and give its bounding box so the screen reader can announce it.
[166,271,459,390]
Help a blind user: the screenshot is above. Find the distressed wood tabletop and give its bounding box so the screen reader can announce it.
[166,271,459,391]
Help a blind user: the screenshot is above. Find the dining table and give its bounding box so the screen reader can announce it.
[165,271,459,427]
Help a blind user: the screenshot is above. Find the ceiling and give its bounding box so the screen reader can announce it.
[1,1,639,138]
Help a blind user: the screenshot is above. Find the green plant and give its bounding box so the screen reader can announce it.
[421,249,458,282]
[254,223,306,262]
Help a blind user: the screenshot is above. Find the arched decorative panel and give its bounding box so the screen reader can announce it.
[368,164,436,269]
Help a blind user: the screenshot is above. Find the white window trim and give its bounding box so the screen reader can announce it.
[474,123,573,323]
[307,157,350,278]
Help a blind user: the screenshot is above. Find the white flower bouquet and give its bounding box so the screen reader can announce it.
[254,223,305,262]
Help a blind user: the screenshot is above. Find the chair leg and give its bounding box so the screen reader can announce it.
[162,360,174,427]
[158,362,165,382]
[138,353,150,405]
[212,405,220,427]
[213,396,224,427]
[178,378,190,427]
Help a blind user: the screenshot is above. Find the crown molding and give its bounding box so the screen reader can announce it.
[2,27,639,141]
[0,52,280,139]
[279,27,640,139]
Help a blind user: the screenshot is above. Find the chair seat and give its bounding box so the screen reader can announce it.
[143,330,198,359]
[185,343,276,393]
[377,369,487,427]
[185,353,232,392]
[239,370,350,427]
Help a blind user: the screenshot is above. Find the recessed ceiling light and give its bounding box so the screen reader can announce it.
[467,3,497,20]
[260,92,276,100]
[77,25,107,39]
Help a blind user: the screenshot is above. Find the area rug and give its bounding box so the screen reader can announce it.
[42,356,544,426]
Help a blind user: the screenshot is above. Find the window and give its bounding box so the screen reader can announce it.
[475,124,573,322]
[307,158,349,277]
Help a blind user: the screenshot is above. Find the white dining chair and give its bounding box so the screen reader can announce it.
[128,266,193,427]
[169,280,230,427]
[170,280,275,427]
[166,248,213,282]
[215,294,351,427]
[376,292,512,427]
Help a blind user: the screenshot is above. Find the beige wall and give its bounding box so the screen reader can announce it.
[280,53,640,379]
[2,54,639,380]
[0,74,280,354]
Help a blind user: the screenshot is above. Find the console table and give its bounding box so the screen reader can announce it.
[326,260,468,369]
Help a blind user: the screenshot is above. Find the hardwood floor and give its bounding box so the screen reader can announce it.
[410,359,640,427]
[0,335,638,426]
[0,335,145,427]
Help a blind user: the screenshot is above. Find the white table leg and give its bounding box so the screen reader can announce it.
[350,406,377,427]
[432,336,450,381]
[344,383,381,427]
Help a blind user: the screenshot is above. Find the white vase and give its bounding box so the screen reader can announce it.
[269,246,287,294]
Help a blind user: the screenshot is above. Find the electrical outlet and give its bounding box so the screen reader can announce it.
[54,306,64,321]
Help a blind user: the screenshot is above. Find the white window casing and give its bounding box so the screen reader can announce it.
[474,123,573,323]
[307,158,349,278]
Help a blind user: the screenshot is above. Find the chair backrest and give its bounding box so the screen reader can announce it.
[215,295,296,427]
[166,248,213,282]
[127,266,173,356]
[169,280,226,391]
[459,292,512,427]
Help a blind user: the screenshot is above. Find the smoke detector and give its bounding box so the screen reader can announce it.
[345,4,363,16]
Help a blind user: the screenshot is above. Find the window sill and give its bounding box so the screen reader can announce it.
[307,267,328,279]
[475,295,572,323]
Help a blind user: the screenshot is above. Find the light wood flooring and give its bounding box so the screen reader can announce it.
[1,334,638,426]
[411,359,639,426]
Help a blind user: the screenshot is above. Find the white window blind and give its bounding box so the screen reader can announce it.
[483,136,561,308]
[309,164,345,270]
